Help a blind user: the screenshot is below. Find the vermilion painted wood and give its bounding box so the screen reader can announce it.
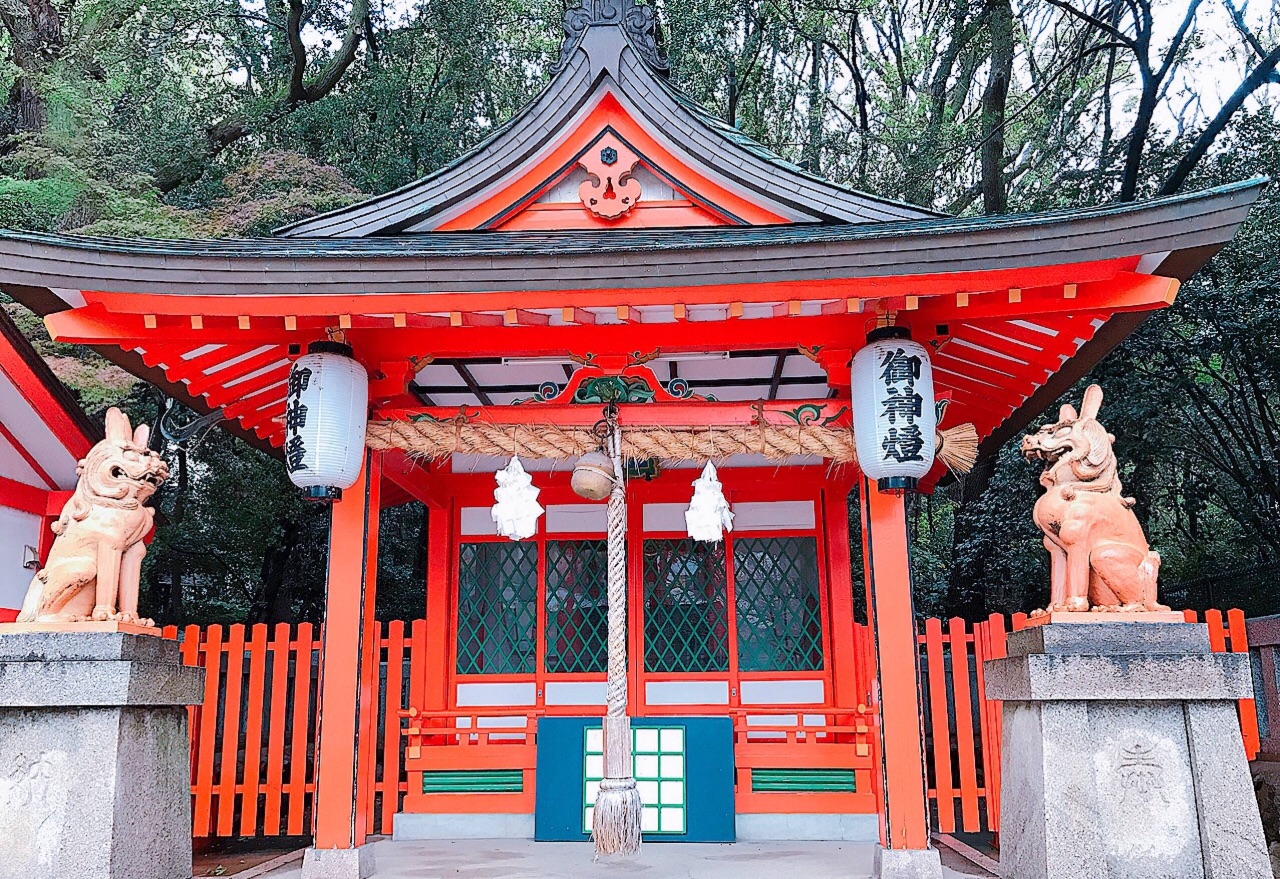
[381,620,407,833]
[922,618,954,833]
[1206,609,1228,652]
[286,622,314,836]
[313,454,381,850]
[423,508,452,714]
[179,626,201,782]
[74,257,1139,321]
[948,617,981,831]
[824,486,862,712]
[216,623,246,836]
[862,482,931,851]
[192,625,222,836]
[0,473,50,513]
[974,614,1006,832]
[437,92,784,231]
[263,622,291,834]
[239,623,270,835]
[1227,609,1261,759]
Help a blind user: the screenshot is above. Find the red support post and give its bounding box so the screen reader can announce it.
[310,451,382,866]
[860,480,934,857]
[422,495,454,714]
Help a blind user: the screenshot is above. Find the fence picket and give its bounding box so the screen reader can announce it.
[922,617,954,832]
[263,622,291,835]
[192,625,222,836]
[381,620,406,834]
[948,617,980,831]
[1227,609,1261,759]
[286,622,314,836]
[239,624,269,835]
[216,624,246,836]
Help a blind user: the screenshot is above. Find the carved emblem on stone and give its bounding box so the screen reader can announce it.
[578,133,642,219]
[1021,385,1168,615]
[1117,740,1169,804]
[16,408,169,626]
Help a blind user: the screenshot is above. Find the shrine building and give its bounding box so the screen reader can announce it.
[0,0,1262,872]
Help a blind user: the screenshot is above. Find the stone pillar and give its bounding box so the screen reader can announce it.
[0,628,204,879]
[985,622,1271,879]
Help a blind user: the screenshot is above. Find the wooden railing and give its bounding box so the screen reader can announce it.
[171,610,1259,839]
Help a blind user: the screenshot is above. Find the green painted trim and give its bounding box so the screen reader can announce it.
[750,768,857,793]
[421,769,523,793]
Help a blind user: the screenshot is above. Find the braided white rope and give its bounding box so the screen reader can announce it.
[605,419,627,718]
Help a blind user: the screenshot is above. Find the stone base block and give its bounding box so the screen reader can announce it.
[392,812,534,840]
[736,812,879,841]
[301,845,377,879]
[987,622,1271,879]
[0,631,203,879]
[872,845,943,879]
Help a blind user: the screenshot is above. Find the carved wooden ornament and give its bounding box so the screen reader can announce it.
[579,134,642,219]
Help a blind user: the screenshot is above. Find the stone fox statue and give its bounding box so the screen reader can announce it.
[17,408,169,626]
[1020,385,1166,614]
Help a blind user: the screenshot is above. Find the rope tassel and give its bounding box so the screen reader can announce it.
[593,417,643,856]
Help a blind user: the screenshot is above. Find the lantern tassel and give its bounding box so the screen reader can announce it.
[936,423,979,475]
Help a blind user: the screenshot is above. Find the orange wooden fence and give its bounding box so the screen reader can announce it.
[917,608,1260,835]
[166,620,428,839]
[172,610,1258,840]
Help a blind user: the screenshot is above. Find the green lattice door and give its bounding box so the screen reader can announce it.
[456,542,538,674]
[733,537,824,671]
[642,539,729,673]
[545,539,608,674]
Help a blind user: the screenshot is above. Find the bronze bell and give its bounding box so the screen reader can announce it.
[572,451,615,500]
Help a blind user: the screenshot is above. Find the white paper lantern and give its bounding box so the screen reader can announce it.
[851,327,937,492]
[685,462,734,543]
[283,341,369,501]
[492,457,544,540]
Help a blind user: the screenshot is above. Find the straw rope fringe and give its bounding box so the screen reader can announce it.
[366,419,980,474]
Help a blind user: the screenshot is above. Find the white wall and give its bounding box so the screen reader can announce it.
[0,506,39,610]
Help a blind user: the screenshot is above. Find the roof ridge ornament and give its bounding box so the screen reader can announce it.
[554,0,669,76]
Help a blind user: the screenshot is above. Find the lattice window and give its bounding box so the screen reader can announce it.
[734,537,824,671]
[584,725,686,834]
[643,539,729,673]
[546,539,609,674]
[455,542,538,675]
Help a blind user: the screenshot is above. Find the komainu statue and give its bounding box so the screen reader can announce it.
[16,408,169,626]
[1020,385,1167,615]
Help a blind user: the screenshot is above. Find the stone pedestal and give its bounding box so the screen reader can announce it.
[985,622,1270,879]
[0,629,204,879]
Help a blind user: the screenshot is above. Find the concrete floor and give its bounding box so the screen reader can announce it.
[261,839,995,878]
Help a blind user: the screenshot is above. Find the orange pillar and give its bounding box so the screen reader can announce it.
[422,495,454,713]
[305,451,381,877]
[861,479,939,872]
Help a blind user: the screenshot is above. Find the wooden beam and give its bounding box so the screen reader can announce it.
[909,273,1175,326]
[767,354,787,400]
[454,362,493,406]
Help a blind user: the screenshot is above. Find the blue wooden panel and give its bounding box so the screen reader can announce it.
[535,716,735,842]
